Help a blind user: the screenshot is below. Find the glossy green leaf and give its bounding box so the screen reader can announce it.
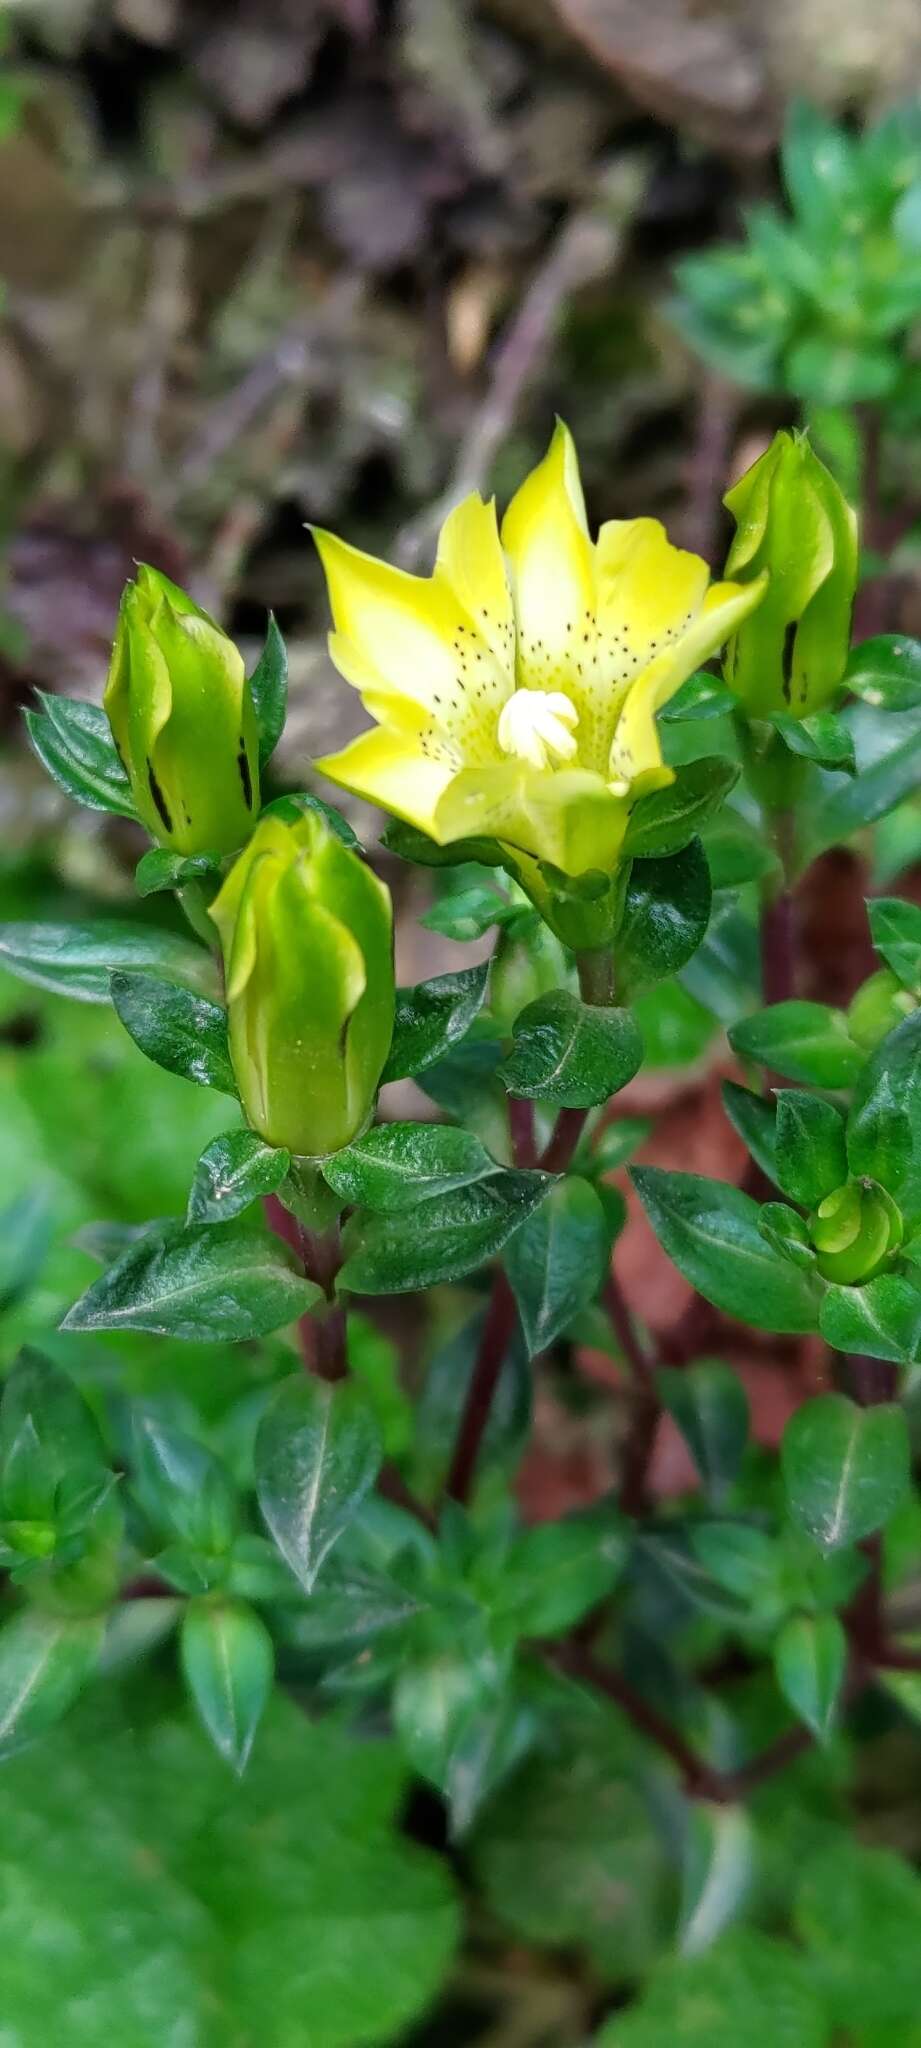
[622,760,738,858]
[248,611,288,768]
[255,1375,381,1591]
[819,1273,921,1364]
[110,972,236,1093]
[846,1008,921,1209]
[774,1611,846,1741]
[132,1412,239,1561]
[796,708,921,871]
[782,1392,910,1548]
[631,1167,821,1333]
[62,1217,321,1340]
[701,813,781,891]
[721,1081,779,1184]
[498,991,642,1106]
[773,710,855,772]
[504,1175,609,1355]
[0,1349,106,1524]
[24,691,136,818]
[729,1001,863,1087]
[134,849,222,898]
[382,963,489,1082]
[617,839,712,997]
[775,1090,847,1206]
[339,1169,551,1293]
[758,1201,815,1270]
[492,1506,627,1641]
[679,1803,753,1957]
[657,1360,749,1503]
[420,883,514,941]
[186,1130,290,1223]
[868,896,921,991]
[660,671,736,722]
[0,1194,52,1313]
[260,789,359,846]
[844,634,921,712]
[180,1599,274,1774]
[0,1609,104,1757]
[322,1122,496,1212]
[0,918,218,1003]
[415,1308,530,1488]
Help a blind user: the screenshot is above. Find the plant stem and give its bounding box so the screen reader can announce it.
[445,1271,517,1504]
[264,1193,347,1379]
[508,1095,537,1168]
[577,948,616,1006]
[604,1271,660,1515]
[540,1106,588,1173]
[760,810,797,1007]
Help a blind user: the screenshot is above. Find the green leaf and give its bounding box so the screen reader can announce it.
[782,1392,910,1548]
[471,1733,669,1980]
[382,963,489,1082]
[657,1360,749,1503]
[759,1201,815,1270]
[415,1309,530,1487]
[338,1170,551,1293]
[595,1928,827,2048]
[794,1839,921,2033]
[24,691,136,817]
[420,883,514,941]
[844,634,921,711]
[186,1130,290,1224]
[132,1412,239,1561]
[774,1612,846,1741]
[61,1217,322,1340]
[660,671,736,722]
[721,1081,779,1184]
[322,1122,496,1212]
[260,788,358,846]
[492,1506,627,1641]
[0,1193,52,1313]
[679,1803,753,1957]
[504,1176,609,1355]
[248,611,287,768]
[0,1685,459,2047]
[617,840,712,997]
[868,896,921,991]
[772,710,855,772]
[701,813,781,891]
[846,1009,921,1208]
[0,918,218,1003]
[255,1375,381,1592]
[134,849,222,898]
[0,1348,106,1522]
[631,1167,821,1333]
[775,1091,848,1206]
[584,1118,652,1175]
[0,1609,103,1756]
[729,1001,863,1087]
[622,760,738,858]
[180,1599,274,1774]
[110,972,237,1093]
[819,1273,921,1364]
[392,1660,529,1836]
[796,707,921,871]
[498,991,642,1106]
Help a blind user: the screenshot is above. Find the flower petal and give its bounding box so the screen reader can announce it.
[501,420,596,704]
[608,572,767,788]
[435,493,515,677]
[316,725,456,838]
[435,760,626,875]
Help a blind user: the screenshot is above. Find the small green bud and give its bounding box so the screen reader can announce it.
[808,1178,903,1285]
[722,431,858,718]
[104,565,259,854]
[210,811,395,1158]
[847,968,917,1052]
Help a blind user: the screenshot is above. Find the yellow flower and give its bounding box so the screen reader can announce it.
[312,423,765,880]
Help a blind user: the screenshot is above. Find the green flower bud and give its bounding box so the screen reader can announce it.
[722,431,858,718]
[210,810,395,1158]
[808,1178,903,1285]
[104,564,259,854]
[847,968,918,1052]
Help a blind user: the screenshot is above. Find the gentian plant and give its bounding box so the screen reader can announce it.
[4,424,921,2041]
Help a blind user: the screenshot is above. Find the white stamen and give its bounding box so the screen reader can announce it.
[497,689,579,771]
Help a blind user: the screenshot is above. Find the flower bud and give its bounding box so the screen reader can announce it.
[847,968,917,1052]
[722,432,858,718]
[210,810,394,1157]
[104,565,259,854]
[808,1178,903,1285]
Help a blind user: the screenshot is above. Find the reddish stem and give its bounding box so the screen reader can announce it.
[446,1271,517,1504]
[540,1106,589,1174]
[508,1095,537,1168]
